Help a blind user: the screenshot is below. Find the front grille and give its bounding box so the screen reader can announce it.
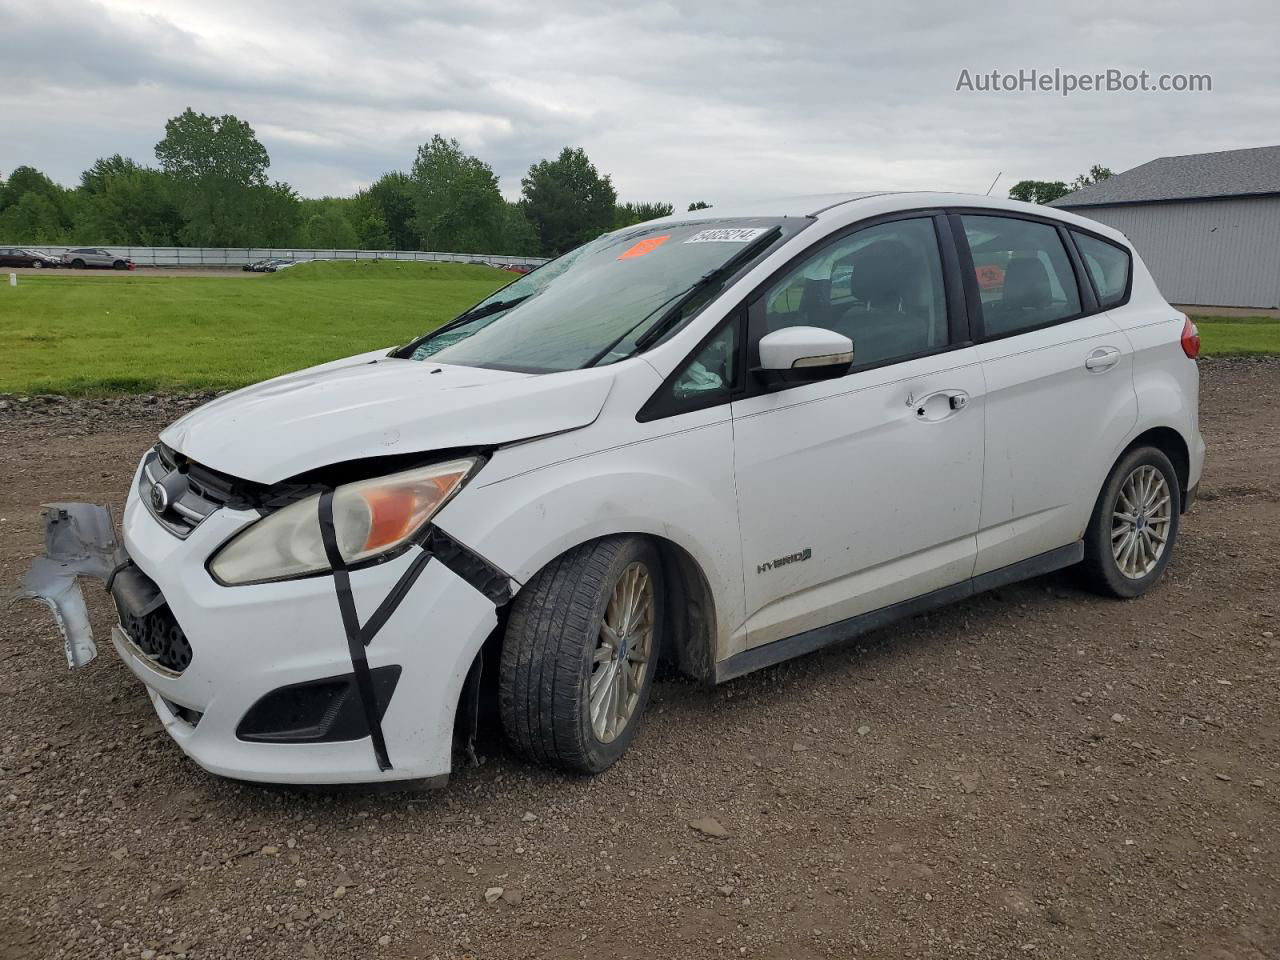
[140,443,264,538]
[141,442,316,539]
[110,563,194,674]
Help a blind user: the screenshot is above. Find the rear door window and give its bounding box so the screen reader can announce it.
[959,215,1082,337]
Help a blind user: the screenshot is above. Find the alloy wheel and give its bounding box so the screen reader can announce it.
[1111,464,1172,579]
[589,562,655,743]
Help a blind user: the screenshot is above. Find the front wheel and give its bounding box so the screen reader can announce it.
[499,536,663,773]
[112,260,127,270]
[1080,446,1181,598]
[31,260,43,269]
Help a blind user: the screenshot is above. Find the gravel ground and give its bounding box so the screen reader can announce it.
[1,359,1278,960]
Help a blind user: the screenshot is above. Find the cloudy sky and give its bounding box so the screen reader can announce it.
[2,0,1276,206]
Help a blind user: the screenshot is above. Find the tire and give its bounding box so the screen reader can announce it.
[31,260,43,269]
[71,259,85,268]
[113,260,127,270]
[499,536,664,773]
[1079,446,1181,598]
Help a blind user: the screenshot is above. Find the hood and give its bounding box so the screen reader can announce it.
[160,351,616,484]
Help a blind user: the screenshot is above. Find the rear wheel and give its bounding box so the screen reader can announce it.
[1080,446,1180,598]
[71,259,85,268]
[499,536,663,773]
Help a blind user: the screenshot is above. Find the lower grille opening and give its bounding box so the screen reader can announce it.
[110,564,193,674]
[236,666,401,743]
[121,604,193,673]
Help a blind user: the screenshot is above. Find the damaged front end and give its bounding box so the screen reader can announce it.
[16,503,122,668]
[15,437,519,784]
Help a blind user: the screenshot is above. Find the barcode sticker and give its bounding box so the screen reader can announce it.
[683,227,767,244]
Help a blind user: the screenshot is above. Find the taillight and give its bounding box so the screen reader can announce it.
[1180,317,1201,359]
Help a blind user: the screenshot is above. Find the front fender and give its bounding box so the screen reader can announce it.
[434,420,744,660]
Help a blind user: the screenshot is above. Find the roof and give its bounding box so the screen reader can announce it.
[656,193,889,222]
[1051,145,1280,208]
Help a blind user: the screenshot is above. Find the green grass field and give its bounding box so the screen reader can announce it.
[0,261,513,394]
[1190,314,1280,357]
[0,261,1274,395]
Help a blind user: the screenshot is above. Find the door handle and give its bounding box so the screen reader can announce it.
[1085,347,1121,372]
[913,390,969,421]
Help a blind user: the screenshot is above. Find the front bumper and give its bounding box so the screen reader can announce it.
[115,486,501,784]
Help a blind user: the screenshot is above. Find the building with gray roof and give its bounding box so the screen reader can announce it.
[1051,145,1280,308]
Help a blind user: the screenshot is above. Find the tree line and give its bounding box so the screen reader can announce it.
[1008,164,1114,205]
[0,109,712,257]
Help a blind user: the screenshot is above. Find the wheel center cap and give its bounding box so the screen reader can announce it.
[617,632,629,661]
[1135,515,1147,531]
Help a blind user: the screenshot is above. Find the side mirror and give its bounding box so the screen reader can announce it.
[754,327,854,386]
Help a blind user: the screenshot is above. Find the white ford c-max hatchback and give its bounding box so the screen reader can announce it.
[33,192,1204,785]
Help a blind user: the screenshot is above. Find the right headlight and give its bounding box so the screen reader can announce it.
[208,457,479,586]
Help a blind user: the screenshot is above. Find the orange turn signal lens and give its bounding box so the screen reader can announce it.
[361,487,424,551]
[333,458,478,564]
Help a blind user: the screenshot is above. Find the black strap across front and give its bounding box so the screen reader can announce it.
[317,490,396,771]
[315,489,515,774]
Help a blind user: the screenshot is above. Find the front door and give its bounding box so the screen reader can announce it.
[731,215,986,650]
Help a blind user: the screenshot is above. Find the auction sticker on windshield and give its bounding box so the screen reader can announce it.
[618,235,670,259]
[684,227,768,243]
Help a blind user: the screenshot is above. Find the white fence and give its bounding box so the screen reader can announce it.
[5,245,548,269]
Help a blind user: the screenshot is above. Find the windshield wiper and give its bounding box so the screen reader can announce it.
[632,225,783,351]
[397,295,531,359]
[450,294,531,327]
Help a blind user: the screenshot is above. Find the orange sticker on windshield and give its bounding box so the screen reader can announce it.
[618,235,669,260]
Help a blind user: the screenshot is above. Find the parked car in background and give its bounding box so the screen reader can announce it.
[244,259,285,272]
[28,192,1203,787]
[62,248,134,270]
[0,248,60,268]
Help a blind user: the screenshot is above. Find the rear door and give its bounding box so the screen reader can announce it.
[953,211,1138,576]
[731,213,986,650]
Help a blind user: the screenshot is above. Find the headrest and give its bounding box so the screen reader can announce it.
[1002,256,1051,309]
[846,239,920,307]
